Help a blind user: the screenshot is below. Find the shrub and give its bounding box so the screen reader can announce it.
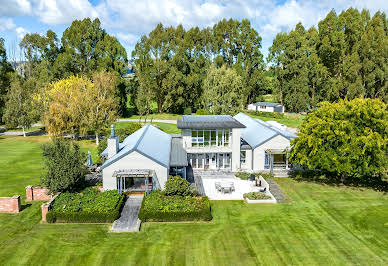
[255,172,274,179]
[138,190,212,222]
[235,172,251,180]
[47,188,125,223]
[244,192,271,200]
[195,109,209,115]
[245,110,285,119]
[183,107,192,115]
[164,175,195,196]
[40,139,88,192]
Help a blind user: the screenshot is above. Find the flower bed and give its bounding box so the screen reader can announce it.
[138,190,212,222]
[46,188,125,223]
[243,192,272,200]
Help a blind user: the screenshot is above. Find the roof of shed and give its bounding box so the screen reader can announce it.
[177,115,245,129]
[250,102,282,107]
[233,113,296,149]
[100,124,171,169]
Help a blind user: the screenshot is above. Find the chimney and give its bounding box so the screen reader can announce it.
[107,124,119,159]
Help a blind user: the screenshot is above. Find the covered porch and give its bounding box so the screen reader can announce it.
[264,149,291,173]
[113,169,159,195]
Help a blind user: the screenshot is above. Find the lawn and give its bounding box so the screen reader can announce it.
[0,136,387,265]
[115,121,181,134]
[245,112,305,128]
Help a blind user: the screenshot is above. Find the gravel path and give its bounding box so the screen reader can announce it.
[267,179,288,203]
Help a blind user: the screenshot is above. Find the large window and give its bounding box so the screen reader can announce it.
[191,129,231,147]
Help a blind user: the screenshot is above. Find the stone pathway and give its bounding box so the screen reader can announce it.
[267,179,288,203]
[111,196,143,232]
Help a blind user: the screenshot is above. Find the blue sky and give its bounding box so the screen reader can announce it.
[1,0,387,62]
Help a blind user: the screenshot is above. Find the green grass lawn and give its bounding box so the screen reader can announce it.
[0,136,387,265]
[115,121,181,134]
[245,112,305,128]
[124,113,183,120]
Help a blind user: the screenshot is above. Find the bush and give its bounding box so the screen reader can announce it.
[195,109,209,115]
[40,139,88,193]
[255,172,274,179]
[183,107,192,115]
[138,190,212,222]
[164,175,195,196]
[46,188,125,223]
[244,192,271,200]
[235,172,251,180]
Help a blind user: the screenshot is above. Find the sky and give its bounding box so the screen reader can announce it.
[0,0,387,62]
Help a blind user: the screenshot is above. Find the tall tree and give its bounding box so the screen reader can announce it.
[59,18,127,76]
[202,65,244,114]
[2,74,37,136]
[0,38,13,119]
[212,19,265,104]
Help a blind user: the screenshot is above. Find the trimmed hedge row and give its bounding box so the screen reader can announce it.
[46,193,125,223]
[138,194,212,222]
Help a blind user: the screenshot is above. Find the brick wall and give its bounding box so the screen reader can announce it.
[26,186,53,201]
[0,196,21,213]
[41,193,60,222]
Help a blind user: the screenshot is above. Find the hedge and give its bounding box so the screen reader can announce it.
[138,193,212,222]
[46,193,125,223]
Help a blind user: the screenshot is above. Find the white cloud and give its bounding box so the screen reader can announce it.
[0,0,31,16]
[0,17,16,31]
[116,32,139,45]
[15,26,28,39]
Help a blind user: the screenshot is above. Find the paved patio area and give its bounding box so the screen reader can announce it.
[201,176,258,200]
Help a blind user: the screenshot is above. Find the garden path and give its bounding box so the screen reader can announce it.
[111,196,142,232]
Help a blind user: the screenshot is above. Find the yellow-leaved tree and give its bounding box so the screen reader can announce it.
[40,72,118,144]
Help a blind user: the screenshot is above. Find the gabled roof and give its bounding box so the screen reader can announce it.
[100,124,171,169]
[250,102,282,107]
[177,115,245,129]
[233,113,296,149]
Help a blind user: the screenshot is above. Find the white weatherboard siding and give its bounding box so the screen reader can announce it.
[102,151,168,190]
[181,129,191,148]
[240,149,253,171]
[253,135,290,171]
[231,128,241,172]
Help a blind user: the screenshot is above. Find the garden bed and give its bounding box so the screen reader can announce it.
[243,192,276,204]
[46,187,125,223]
[138,190,212,222]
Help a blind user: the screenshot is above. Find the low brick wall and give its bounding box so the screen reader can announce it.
[0,195,21,213]
[26,186,53,201]
[41,193,60,222]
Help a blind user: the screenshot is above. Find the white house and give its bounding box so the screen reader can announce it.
[100,124,187,193]
[100,113,296,193]
[247,102,284,113]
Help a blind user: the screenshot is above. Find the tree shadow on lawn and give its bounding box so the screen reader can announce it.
[20,203,32,212]
[290,170,388,193]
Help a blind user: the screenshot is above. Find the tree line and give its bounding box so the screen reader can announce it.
[268,8,388,112]
[0,8,387,135]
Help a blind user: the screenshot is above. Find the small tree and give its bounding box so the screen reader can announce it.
[164,175,194,196]
[290,98,388,182]
[41,139,88,192]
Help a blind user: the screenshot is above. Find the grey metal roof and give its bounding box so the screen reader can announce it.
[170,135,188,167]
[233,113,296,149]
[100,125,171,170]
[251,102,282,107]
[177,115,246,129]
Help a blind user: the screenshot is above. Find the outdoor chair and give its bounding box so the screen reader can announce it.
[229,182,235,192]
[260,187,267,193]
[215,182,221,192]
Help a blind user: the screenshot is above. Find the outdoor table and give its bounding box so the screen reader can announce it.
[220,182,234,194]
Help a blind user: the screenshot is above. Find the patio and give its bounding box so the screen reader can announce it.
[201,176,265,200]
